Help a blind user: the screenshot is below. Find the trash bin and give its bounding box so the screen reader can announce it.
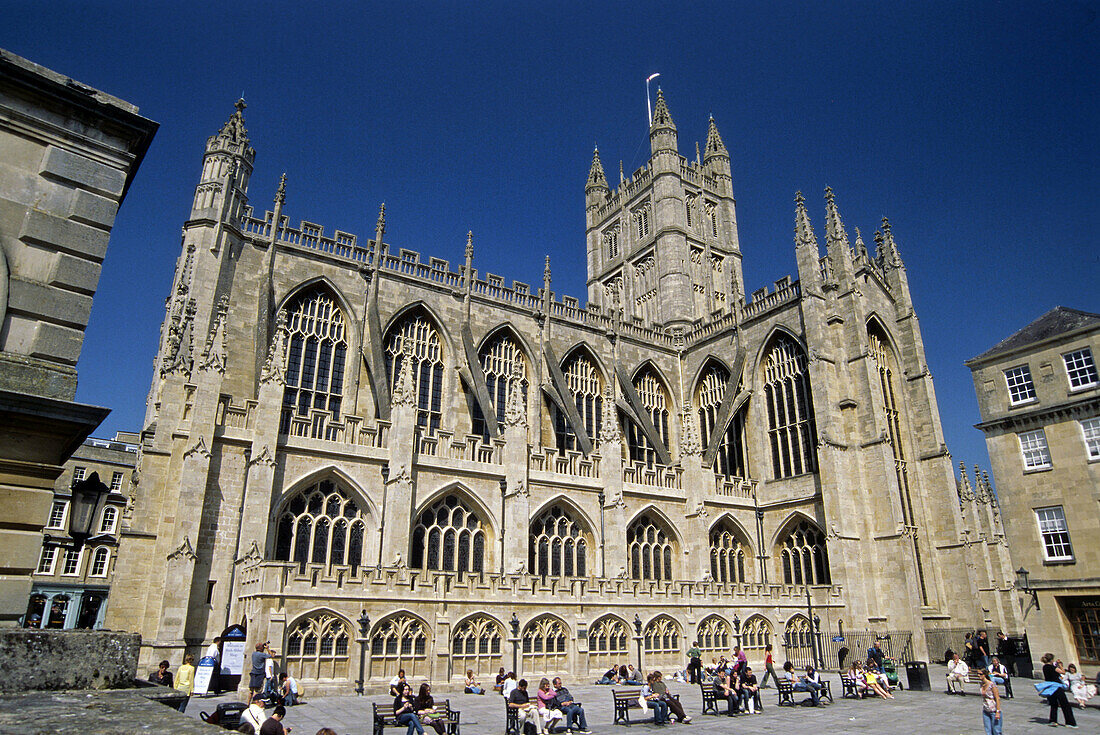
[904,660,930,691]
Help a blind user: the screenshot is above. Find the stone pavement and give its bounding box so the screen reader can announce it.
[184,669,1099,735]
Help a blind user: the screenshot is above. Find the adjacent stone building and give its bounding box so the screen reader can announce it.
[108,92,1014,690]
[967,307,1100,677]
[0,49,156,625]
[22,431,136,630]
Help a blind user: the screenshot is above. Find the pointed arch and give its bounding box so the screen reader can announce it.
[626,505,685,548]
[413,481,497,528]
[560,342,610,383]
[708,514,753,584]
[471,324,531,442]
[272,473,372,571]
[770,510,824,548]
[368,610,431,680]
[450,613,505,678]
[521,614,570,674]
[555,344,607,453]
[642,614,683,669]
[782,613,814,667]
[278,283,352,435]
[626,507,681,582]
[382,301,458,362]
[528,494,599,538]
[741,614,773,657]
[687,354,733,393]
[475,322,538,369]
[528,498,594,580]
[628,358,674,393]
[275,465,378,520]
[383,303,451,434]
[758,327,818,479]
[627,361,673,467]
[695,357,749,478]
[283,607,352,681]
[773,514,830,586]
[696,614,732,653]
[751,324,809,380]
[410,484,492,573]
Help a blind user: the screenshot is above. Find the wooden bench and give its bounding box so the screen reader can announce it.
[777,678,833,706]
[841,674,867,699]
[199,702,248,730]
[699,682,721,715]
[373,699,460,735]
[611,688,679,725]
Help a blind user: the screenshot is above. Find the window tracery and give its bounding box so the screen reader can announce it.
[741,615,772,658]
[696,362,748,477]
[554,352,603,452]
[522,616,568,672]
[280,288,348,434]
[451,616,503,676]
[410,494,486,573]
[472,333,527,442]
[778,519,830,585]
[628,513,674,581]
[286,613,350,680]
[370,615,428,680]
[385,313,444,434]
[274,480,366,572]
[709,520,749,583]
[529,504,587,579]
[696,616,730,653]
[628,367,670,467]
[763,334,818,478]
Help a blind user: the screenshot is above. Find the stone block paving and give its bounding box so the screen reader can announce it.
[186,671,1099,735]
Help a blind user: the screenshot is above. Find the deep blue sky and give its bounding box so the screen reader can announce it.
[4,1,1097,475]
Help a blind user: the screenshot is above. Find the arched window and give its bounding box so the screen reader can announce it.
[529,504,587,579]
[741,615,772,660]
[280,288,348,434]
[628,513,675,582]
[696,362,748,478]
[285,613,350,680]
[869,325,928,605]
[370,615,428,681]
[472,332,527,442]
[643,616,682,669]
[385,312,445,434]
[763,334,818,478]
[98,506,118,534]
[89,547,110,577]
[451,616,504,678]
[709,520,749,584]
[778,519,830,585]
[521,616,569,673]
[783,615,814,669]
[628,367,670,467]
[697,616,731,654]
[586,615,629,672]
[554,351,603,453]
[273,480,367,572]
[410,494,486,574]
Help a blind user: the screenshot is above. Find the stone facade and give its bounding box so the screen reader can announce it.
[967,307,1100,678]
[108,93,1012,691]
[22,432,136,630]
[0,49,156,626]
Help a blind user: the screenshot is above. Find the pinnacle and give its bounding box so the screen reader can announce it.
[544,255,552,283]
[217,98,249,144]
[794,191,817,249]
[587,146,608,190]
[704,116,728,158]
[465,231,474,261]
[823,187,849,247]
[650,89,675,128]
[375,203,386,235]
[274,173,286,205]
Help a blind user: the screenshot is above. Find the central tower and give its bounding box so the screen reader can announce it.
[585,91,744,329]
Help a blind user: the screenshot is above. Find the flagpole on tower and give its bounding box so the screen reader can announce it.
[646,73,660,125]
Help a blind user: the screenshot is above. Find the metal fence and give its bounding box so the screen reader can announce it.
[812,630,914,671]
[924,628,974,663]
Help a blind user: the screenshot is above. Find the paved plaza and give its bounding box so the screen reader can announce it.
[184,667,1099,735]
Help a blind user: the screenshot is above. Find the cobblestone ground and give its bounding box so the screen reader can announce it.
[185,669,1099,735]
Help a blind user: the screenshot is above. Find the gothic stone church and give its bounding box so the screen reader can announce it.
[107,93,1015,690]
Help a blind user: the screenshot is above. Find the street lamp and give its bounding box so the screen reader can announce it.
[510,613,520,676]
[633,614,643,672]
[68,472,109,551]
[1015,567,1040,611]
[732,613,741,649]
[356,610,371,695]
[812,614,822,670]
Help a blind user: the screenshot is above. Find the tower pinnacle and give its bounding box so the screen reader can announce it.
[650,89,675,129]
[704,115,728,160]
[586,146,608,192]
[824,186,850,249]
[794,192,818,250]
[274,173,286,205]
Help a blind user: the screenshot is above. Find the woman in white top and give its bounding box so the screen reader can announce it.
[1064,663,1095,707]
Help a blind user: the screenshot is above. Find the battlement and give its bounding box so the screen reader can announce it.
[592,156,719,221]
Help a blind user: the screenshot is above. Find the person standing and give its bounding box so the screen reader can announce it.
[264,648,278,699]
[760,643,777,688]
[995,632,1017,677]
[1039,653,1077,728]
[979,669,1002,735]
[867,640,886,673]
[205,636,223,695]
[976,631,991,670]
[175,653,196,712]
[686,641,702,684]
[249,643,270,700]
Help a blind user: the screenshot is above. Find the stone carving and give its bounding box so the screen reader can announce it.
[614,565,627,579]
[163,299,196,376]
[248,445,276,468]
[680,399,701,456]
[240,540,262,564]
[167,536,197,563]
[503,363,527,429]
[183,437,211,460]
[515,560,528,575]
[199,296,228,373]
[599,383,620,443]
[391,343,417,407]
[387,465,412,486]
[394,552,406,569]
[260,310,288,385]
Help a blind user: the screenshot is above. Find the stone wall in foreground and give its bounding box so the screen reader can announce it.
[0,630,139,691]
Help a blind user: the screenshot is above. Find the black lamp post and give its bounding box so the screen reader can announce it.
[633,614,643,672]
[68,472,109,551]
[356,610,370,695]
[812,614,822,670]
[732,613,741,649]
[510,613,520,676]
[1016,567,1040,611]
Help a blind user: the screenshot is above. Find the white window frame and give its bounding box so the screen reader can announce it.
[36,545,58,575]
[61,547,83,576]
[72,466,86,482]
[1004,365,1036,405]
[1019,428,1052,470]
[89,547,110,577]
[1035,506,1074,562]
[1081,417,1100,460]
[1063,348,1098,391]
[46,501,68,530]
[109,471,124,492]
[99,506,118,535]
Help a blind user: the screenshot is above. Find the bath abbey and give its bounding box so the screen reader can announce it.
[106,92,1018,691]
